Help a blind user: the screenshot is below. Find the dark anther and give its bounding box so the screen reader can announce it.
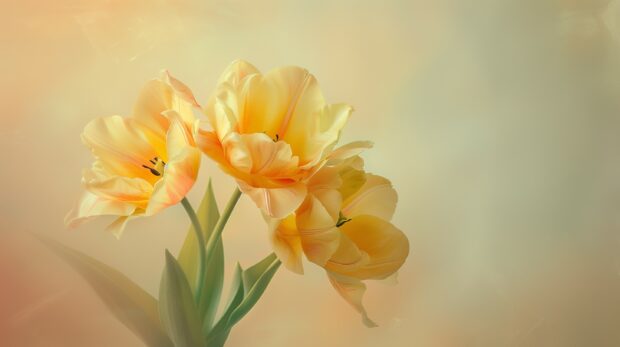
[273,134,279,142]
[336,212,352,227]
[142,165,161,176]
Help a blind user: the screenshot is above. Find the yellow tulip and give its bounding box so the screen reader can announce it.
[268,156,409,326]
[65,72,202,237]
[196,60,369,218]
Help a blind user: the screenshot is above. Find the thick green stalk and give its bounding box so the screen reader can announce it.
[180,197,206,303]
[205,188,242,264]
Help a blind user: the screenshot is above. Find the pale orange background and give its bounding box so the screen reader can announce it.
[3,0,620,346]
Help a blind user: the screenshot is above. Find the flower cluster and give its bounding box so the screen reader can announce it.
[66,60,409,327]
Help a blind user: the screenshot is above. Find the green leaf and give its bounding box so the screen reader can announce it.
[159,250,205,347]
[38,238,172,347]
[242,253,277,295]
[206,264,245,346]
[228,255,281,327]
[177,180,224,329]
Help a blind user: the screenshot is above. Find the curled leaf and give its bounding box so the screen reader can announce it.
[39,237,173,347]
[159,250,205,347]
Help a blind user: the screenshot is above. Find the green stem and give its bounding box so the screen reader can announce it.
[180,197,206,303]
[205,187,242,264]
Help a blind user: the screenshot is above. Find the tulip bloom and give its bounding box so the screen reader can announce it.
[65,72,201,237]
[268,157,409,326]
[196,60,361,218]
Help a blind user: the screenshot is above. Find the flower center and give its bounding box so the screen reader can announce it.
[336,212,352,228]
[142,157,166,177]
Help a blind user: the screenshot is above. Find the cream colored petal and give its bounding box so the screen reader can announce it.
[307,165,342,192]
[326,141,374,165]
[296,191,342,266]
[237,180,307,219]
[295,103,354,169]
[327,272,378,328]
[328,215,409,280]
[217,59,260,85]
[64,191,136,228]
[266,215,304,274]
[82,165,153,206]
[81,116,158,178]
[342,174,398,220]
[338,164,367,202]
[146,118,201,215]
[106,215,136,239]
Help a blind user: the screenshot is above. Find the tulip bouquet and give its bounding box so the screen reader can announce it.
[54,60,409,347]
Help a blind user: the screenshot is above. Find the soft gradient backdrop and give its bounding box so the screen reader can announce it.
[3,0,620,346]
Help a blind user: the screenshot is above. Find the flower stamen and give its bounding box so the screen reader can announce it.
[336,211,352,227]
[142,157,166,176]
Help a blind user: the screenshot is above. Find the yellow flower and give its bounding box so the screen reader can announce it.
[268,156,409,326]
[65,72,202,237]
[196,60,368,218]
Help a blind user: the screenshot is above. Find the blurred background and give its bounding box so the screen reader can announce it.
[2,0,620,345]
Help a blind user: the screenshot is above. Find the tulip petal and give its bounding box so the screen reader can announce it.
[296,192,342,266]
[342,174,398,221]
[83,165,153,205]
[146,118,200,215]
[162,70,200,108]
[133,78,196,135]
[217,59,260,85]
[338,164,367,202]
[237,66,317,139]
[267,215,304,274]
[327,215,409,280]
[237,180,306,219]
[326,141,374,165]
[327,272,378,328]
[65,191,136,228]
[295,103,353,169]
[81,116,159,178]
[106,215,135,239]
[220,133,301,182]
[205,60,260,140]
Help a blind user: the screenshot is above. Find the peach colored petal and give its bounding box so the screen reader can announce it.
[342,174,398,221]
[327,215,409,280]
[221,133,300,181]
[162,70,200,108]
[296,191,342,266]
[82,164,153,205]
[237,180,306,219]
[195,128,227,166]
[267,215,304,274]
[105,215,136,239]
[64,191,136,228]
[327,272,378,328]
[146,118,200,215]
